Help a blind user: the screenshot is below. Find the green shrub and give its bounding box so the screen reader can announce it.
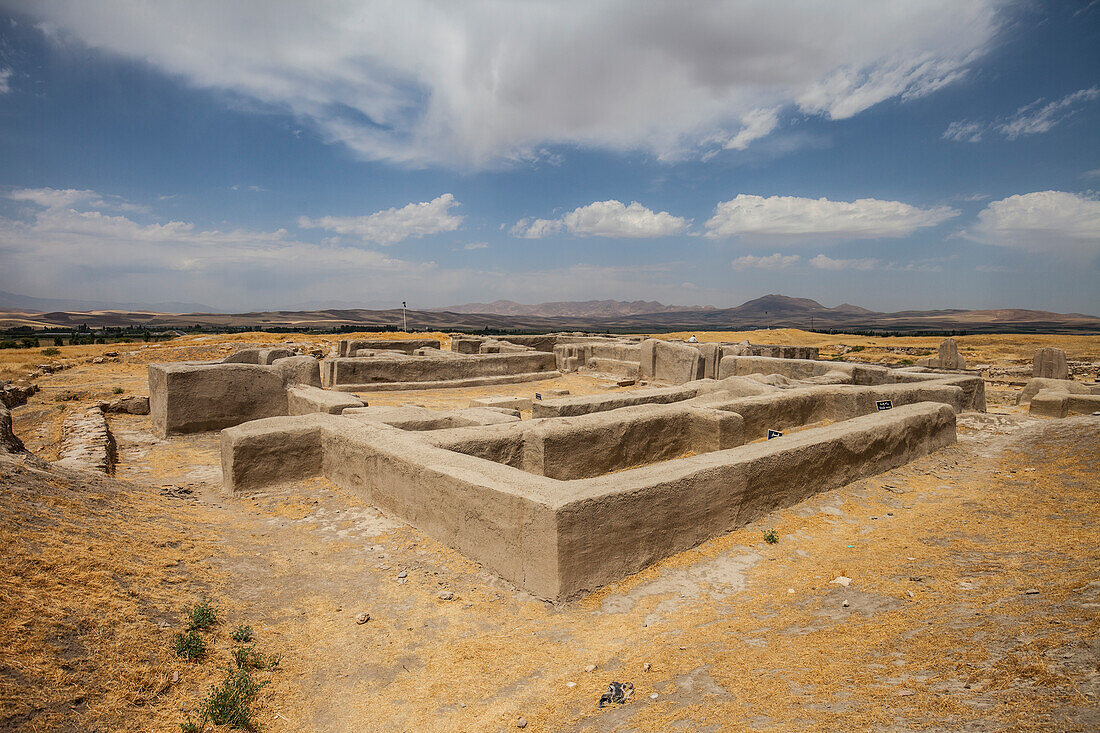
[763,529,780,544]
[231,625,254,643]
[233,645,280,671]
[112,386,125,395]
[0,340,16,349]
[172,630,207,661]
[41,347,60,356]
[187,598,218,630]
[203,669,268,728]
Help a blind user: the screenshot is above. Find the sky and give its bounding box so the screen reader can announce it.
[0,0,1098,314]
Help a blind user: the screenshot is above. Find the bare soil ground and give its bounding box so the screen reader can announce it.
[2,332,1098,731]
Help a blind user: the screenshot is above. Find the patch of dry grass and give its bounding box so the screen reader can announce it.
[0,458,280,731]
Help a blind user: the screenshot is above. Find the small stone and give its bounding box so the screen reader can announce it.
[438,590,454,601]
[516,718,528,728]
[397,578,407,585]
[566,681,577,688]
[842,600,850,608]
[896,689,915,697]
[584,664,597,673]
[171,670,180,683]
[397,570,408,579]
[1024,588,1040,595]
[459,702,466,708]
[650,693,659,699]
[355,612,370,624]
[906,590,915,598]
[643,662,651,672]
[787,588,795,594]
[831,576,851,587]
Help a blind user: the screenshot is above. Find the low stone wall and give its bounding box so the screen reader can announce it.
[149,356,325,437]
[221,401,955,601]
[324,352,558,391]
[338,338,441,357]
[56,406,116,474]
[1030,392,1100,418]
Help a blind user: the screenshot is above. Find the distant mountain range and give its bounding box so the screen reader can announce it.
[1,293,1097,334]
[433,299,715,318]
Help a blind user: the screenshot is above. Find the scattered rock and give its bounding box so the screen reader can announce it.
[1024,588,1040,595]
[643,662,651,672]
[566,681,577,688]
[516,717,528,728]
[830,576,852,587]
[100,395,150,415]
[616,379,637,387]
[171,670,180,683]
[842,599,850,608]
[437,590,454,601]
[584,664,597,673]
[355,612,370,624]
[650,693,659,699]
[906,590,915,598]
[896,689,915,697]
[397,570,408,579]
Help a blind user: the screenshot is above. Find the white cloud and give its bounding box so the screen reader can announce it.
[0,67,12,94]
[808,254,941,272]
[298,194,463,245]
[731,253,800,270]
[1,187,427,309]
[704,194,959,239]
[513,200,688,239]
[942,120,985,143]
[944,86,1100,142]
[20,1,1001,167]
[969,191,1100,254]
[463,241,488,250]
[809,254,880,271]
[510,218,563,239]
[726,108,780,151]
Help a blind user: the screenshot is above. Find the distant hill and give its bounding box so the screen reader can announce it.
[1,293,1097,334]
[433,299,714,318]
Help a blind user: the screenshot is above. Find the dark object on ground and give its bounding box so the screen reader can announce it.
[598,681,634,707]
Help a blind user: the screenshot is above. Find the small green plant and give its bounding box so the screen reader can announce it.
[112,386,125,394]
[172,630,207,661]
[899,358,915,366]
[763,529,780,544]
[41,347,61,356]
[187,598,218,630]
[847,345,866,353]
[202,668,268,728]
[233,645,280,671]
[232,624,254,643]
[180,719,202,733]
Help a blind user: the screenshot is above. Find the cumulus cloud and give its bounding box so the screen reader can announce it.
[298,194,463,245]
[704,194,959,239]
[463,241,488,250]
[0,67,11,94]
[18,1,1001,166]
[969,190,1100,254]
[512,200,688,239]
[944,86,1100,142]
[731,253,800,270]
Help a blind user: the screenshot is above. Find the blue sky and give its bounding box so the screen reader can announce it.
[0,1,1097,314]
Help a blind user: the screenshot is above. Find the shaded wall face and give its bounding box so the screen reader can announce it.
[149,363,288,437]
